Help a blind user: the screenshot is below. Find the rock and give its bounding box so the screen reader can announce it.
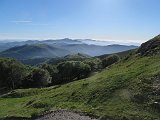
[137,35,160,56]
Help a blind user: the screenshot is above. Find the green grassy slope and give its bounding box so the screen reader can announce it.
[0,54,160,120]
[0,36,160,120]
[97,49,137,60]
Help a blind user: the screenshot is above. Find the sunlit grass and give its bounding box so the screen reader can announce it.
[0,55,160,120]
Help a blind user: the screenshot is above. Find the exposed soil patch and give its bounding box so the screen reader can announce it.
[33,110,98,120]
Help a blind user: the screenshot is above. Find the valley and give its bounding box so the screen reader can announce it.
[0,39,137,66]
[0,35,160,120]
[0,1,159,119]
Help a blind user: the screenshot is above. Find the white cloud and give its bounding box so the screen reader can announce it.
[30,23,50,26]
[11,20,51,26]
[11,20,32,23]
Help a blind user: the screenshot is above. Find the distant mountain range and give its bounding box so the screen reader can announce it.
[0,44,71,60]
[0,38,138,60]
[0,38,139,52]
[61,44,137,56]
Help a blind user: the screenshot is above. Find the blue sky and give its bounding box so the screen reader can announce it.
[0,0,159,43]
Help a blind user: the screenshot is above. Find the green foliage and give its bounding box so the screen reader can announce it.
[38,59,101,85]
[1,55,160,119]
[47,53,91,66]
[102,54,120,68]
[38,64,58,85]
[83,58,102,71]
[39,64,58,77]
[0,58,29,89]
[98,49,137,61]
[0,57,99,89]
[0,36,160,119]
[23,68,52,88]
[0,58,52,89]
[54,61,91,84]
[64,53,91,60]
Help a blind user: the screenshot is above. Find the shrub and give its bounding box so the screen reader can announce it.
[54,61,91,84]
[23,68,52,88]
[102,54,120,68]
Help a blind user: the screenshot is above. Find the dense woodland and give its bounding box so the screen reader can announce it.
[0,54,120,89]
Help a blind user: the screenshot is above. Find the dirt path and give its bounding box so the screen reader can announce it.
[33,110,98,120]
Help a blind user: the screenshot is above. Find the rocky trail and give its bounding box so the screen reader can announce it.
[33,110,98,120]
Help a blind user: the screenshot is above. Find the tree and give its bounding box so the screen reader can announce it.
[55,61,91,84]
[38,64,58,85]
[0,58,27,89]
[23,68,52,88]
[83,58,102,71]
[102,54,120,68]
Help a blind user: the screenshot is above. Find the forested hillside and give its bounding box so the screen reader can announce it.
[0,35,159,120]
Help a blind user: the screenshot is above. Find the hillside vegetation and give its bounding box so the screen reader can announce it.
[0,42,138,61]
[137,35,160,56]
[0,44,71,60]
[0,36,160,120]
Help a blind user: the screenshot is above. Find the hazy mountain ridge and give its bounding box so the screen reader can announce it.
[0,43,137,61]
[0,44,72,60]
[0,38,139,52]
[61,43,137,56]
[0,38,138,65]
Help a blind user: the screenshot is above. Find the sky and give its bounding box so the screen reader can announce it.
[0,0,160,43]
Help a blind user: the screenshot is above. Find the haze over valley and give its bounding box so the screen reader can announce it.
[0,0,160,120]
[0,38,138,65]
